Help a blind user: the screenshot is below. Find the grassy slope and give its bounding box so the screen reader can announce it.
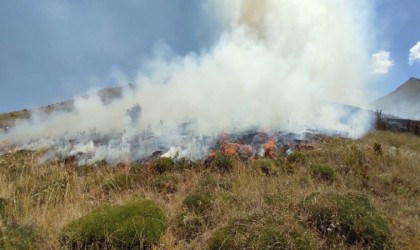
[0,131,419,249]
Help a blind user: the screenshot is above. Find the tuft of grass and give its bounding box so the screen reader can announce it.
[61,199,166,249]
[287,151,307,164]
[0,224,38,249]
[210,153,235,173]
[151,174,178,193]
[0,198,7,221]
[199,175,233,191]
[183,191,212,215]
[300,192,393,249]
[208,218,313,250]
[175,213,206,241]
[154,157,175,174]
[255,158,277,176]
[309,164,335,183]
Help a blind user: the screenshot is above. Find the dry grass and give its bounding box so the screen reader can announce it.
[0,131,419,249]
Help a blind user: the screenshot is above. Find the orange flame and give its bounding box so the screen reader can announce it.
[264,138,275,158]
[223,142,238,156]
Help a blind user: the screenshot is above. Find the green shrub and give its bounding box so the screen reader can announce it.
[154,157,175,174]
[373,142,382,156]
[211,153,235,172]
[208,219,313,250]
[309,164,335,183]
[255,158,276,175]
[183,192,212,215]
[175,213,206,241]
[300,192,393,249]
[0,198,7,221]
[61,199,166,249]
[199,176,233,191]
[151,174,178,193]
[287,151,307,164]
[0,224,38,249]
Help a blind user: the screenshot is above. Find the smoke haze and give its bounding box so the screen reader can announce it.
[2,0,375,163]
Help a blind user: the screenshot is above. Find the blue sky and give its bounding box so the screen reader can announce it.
[0,0,419,113]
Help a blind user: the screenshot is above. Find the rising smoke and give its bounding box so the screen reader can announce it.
[2,0,374,164]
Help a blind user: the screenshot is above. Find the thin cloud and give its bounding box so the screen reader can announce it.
[371,50,393,74]
[409,41,420,65]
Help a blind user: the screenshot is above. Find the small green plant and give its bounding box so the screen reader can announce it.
[309,164,335,183]
[61,199,166,249]
[154,157,175,174]
[200,176,233,191]
[0,224,38,249]
[0,198,7,221]
[175,213,206,241]
[211,153,235,172]
[255,158,276,175]
[183,191,212,215]
[373,142,383,156]
[300,192,393,249]
[151,174,178,193]
[208,218,313,250]
[287,151,307,164]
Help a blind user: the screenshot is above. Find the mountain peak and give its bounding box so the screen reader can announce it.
[372,77,420,119]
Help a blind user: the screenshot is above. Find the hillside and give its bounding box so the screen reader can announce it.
[0,85,129,129]
[0,131,419,248]
[373,77,420,119]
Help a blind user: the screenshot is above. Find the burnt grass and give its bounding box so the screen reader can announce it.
[0,131,419,249]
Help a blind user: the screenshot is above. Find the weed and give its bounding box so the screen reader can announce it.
[183,191,212,215]
[373,142,383,156]
[287,151,307,164]
[154,157,175,174]
[0,224,38,249]
[151,174,178,193]
[309,164,335,183]
[300,192,393,249]
[255,158,277,176]
[175,213,206,241]
[210,153,235,172]
[208,218,313,250]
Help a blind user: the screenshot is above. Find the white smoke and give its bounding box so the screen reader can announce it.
[2,0,375,163]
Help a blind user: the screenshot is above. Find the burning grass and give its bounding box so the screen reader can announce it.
[0,131,419,248]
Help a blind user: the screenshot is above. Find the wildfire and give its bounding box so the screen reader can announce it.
[264,138,276,158]
[222,142,238,156]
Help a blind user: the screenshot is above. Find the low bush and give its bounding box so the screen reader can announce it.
[0,224,38,249]
[175,213,206,241]
[208,218,313,250]
[300,192,393,249]
[199,176,233,191]
[154,157,175,174]
[210,153,235,172]
[183,191,212,215]
[151,174,178,193]
[0,198,7,221]
[255,158,276,175]
[309,164,335,183]
[287,151,307,164]
[61,199,166,249]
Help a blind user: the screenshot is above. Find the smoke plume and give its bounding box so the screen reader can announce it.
[2,0,374,164]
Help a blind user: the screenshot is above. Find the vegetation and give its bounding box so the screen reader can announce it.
[154,157,175,174]
[309,164,335,183]
[61,199,166,249]
[0,131,418,248]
